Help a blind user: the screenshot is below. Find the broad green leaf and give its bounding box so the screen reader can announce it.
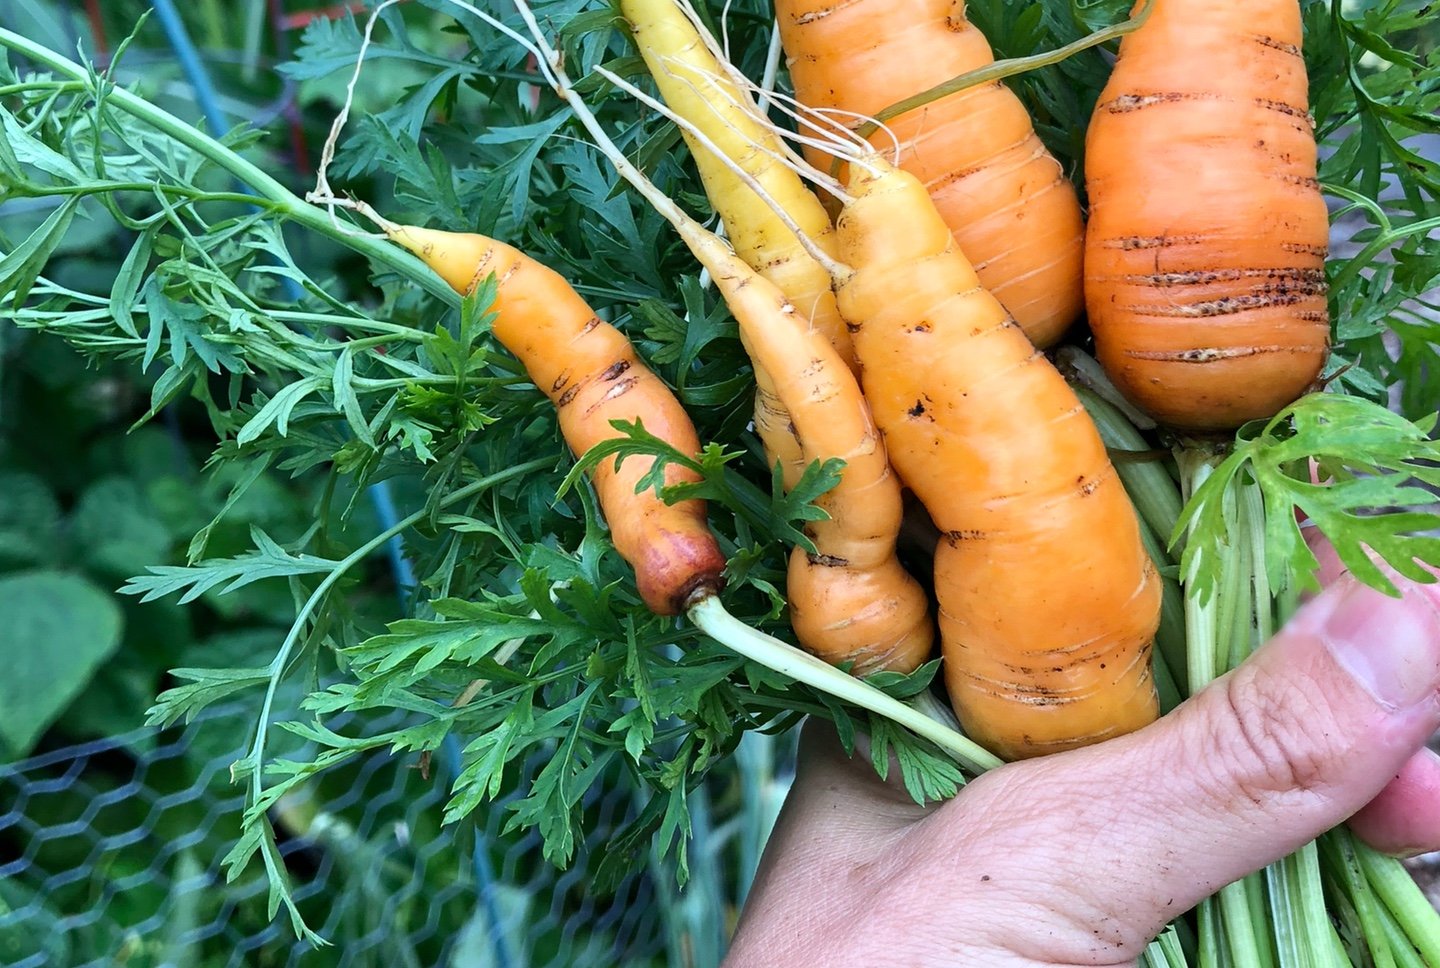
[0,570,123,757]
[0,471,60,567]
[1175,394,1440,601]
[70,476,172,579]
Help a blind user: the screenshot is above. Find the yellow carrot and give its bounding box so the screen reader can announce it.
[622,0,853,488]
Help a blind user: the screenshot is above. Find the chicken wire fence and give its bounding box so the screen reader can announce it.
[0,697,764,968]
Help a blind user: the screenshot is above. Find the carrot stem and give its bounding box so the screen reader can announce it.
[1180,455,1221,696]
[1061,347,1157,431]
[1356,838,1440,965]
[1243,874,1277,968]
[1149,636,1183,716]
[1378,910,1428,968]
[1299,843,1346,968]
[1323,829,1399,968]
[1197,897,1223,967]
[686,595,1001,775]
[1243,484,1275,645]
[1221,485,1257,671]
[1075,386,1182,549]
[1142,926,1192,968]
[1218,880,1265,968]
[1203,474,1267,967]
[1072,386,1187,712]
[1265,852,1307,966]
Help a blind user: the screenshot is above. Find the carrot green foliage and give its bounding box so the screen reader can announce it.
[0,0,1437,948]
[1177,395,1440,604]
[0,3,940,940]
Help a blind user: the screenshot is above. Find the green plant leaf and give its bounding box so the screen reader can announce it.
[1174,394,1440,601]
[0,570,123,756]
[0,471,60,568]
[0,194,80,309]
[70,476,172,579]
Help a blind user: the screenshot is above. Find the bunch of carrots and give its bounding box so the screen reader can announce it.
[360,0,1327,758]
[314,0,1435,962]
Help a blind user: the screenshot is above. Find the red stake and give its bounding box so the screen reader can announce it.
[268,0,313,170]
[83,0,109,59]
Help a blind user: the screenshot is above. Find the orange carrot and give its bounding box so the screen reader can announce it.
[1083,0,1330,431]
[775,0,1085,348]
[388,224,726,615]
[686,232,934,675]
[834,155,1161,758]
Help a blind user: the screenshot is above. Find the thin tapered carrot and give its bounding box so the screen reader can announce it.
[621,0,852,489]
[383,222,726,616]
[688,230,934,674]
[1084,0,1330,431]
[620,0,847,357]
[576,63,934,674]
[833,155,1161,757]
[774,0,1085,349]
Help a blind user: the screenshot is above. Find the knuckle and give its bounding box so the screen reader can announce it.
[1208,665,1349,799]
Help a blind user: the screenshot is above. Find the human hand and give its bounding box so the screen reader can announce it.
[724,570,1440,967]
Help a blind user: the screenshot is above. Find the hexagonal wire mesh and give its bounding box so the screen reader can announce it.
[0,695,791,967]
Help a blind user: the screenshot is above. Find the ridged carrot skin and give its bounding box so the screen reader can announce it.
[834,158,1160,759]
[1084,0,1330,431]
[685,231,933,675]
[390,225,725,615]
[775,0,1085,348]
[749,366,806,490]
[622,0,852,488]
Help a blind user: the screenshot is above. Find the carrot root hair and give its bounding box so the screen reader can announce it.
[589,64,851,278]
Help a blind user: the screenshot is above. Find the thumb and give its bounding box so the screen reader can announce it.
[996,573,1440,939]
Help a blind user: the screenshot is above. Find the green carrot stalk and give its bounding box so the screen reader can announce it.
[1322,828,1399,968]
[1356,837,1440,965]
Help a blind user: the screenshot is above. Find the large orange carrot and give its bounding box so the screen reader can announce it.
[1084,0,1330,431]
[387,224,726,616]
[774,0,1085,348]
[834,155,1161,758]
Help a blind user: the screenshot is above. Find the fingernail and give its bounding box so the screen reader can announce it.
[1391,845,1436,860]
[1319,577,1440,710]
